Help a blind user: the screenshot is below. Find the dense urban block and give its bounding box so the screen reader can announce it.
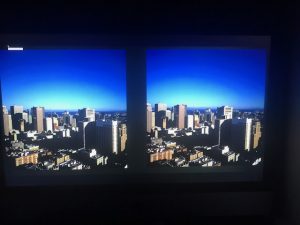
[146,103,263,167]
[3,106,127,171]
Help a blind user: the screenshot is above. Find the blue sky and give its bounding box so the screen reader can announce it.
[0,49,126,111]
[147,49,267,109]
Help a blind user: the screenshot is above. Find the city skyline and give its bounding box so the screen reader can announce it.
[147,49,267,109]
[3,105,127,113]
[147,102,264,111]
[2,103,128,171]
[0,49,126,111]
[146,100,263,168]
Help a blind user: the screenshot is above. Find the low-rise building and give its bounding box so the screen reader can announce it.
[150,149,174,163]
[205,145,236,164]
[164,141,176,148]
[54,153,70,166]
[11,141,24,150]
[172,156,186,167]
[24,144,39,151]
[186,150,203,161]
[77,148,108,167]
[151,138,163,145]
[15,152,39,167]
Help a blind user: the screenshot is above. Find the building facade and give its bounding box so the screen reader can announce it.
[231,118,252,151]
[217,106,233,119]
[31,107,45,133]
[174,104,187,129]
[96,120,119,155]
[146,104,152,133]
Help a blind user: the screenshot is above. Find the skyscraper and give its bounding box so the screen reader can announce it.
[154,103,167,128]
[161,117,167,129]
[26,109,32,124]
[18,119,25,132]
[231,118,252,151]
[10,105,24,130]
[78,108,95,122]
[10,105,23,115]
[62,111,71,125]
[204,108,215,123]
[171,108,175,121]
[154,103,167,112]
[174,104,187,129]
[251,121,262,149]
[3,113,12,136]
[14,112,29,131]
[215,118,232,146]
[70,116,77,128]
[217,106,233,119]
[22,112,29,123]
[31,107,45,133]
[146,104,152,133]
[215,118,225,145]
[44,117,53,133]
[187,115,194,129]
[193,113,200,128]
[155,110,166,128]
[2,106,8,114]
[52,117,59,131]
[119,123,127,152]
[78,121,90,148]
[165,110,172,121]
[96,120,119,155]
[152,112,155,128]
[79,121,96,149]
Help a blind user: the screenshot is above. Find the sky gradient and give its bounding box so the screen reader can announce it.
[0,49,126,111]
[147,49,267,109]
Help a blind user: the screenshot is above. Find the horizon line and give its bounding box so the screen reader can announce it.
[147,103,264,110]
[2,105,126,112]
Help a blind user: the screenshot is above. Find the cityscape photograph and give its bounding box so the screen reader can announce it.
[1,49,128,171]
[146,49,266,168]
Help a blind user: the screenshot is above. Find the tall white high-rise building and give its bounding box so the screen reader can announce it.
[22,112,29,123]
[3,114,12,136]
[187,115,194,129]
[119,123,127,152]
[3,106,12,136]
[28,112,32,124]
[70,115,77,128]
[193,114,200,128]
[2,106,8,114]
[215,118,225,145]
[44,117,53,133]
[52,117,59,131]
[251,121,262,150]
[78,121,90,149]
[170,107,175,122]
[146,104,152,133]
[96,120,119,155]
[152,112,155,128]
[231,118,252,151]
[165,110,171,121]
